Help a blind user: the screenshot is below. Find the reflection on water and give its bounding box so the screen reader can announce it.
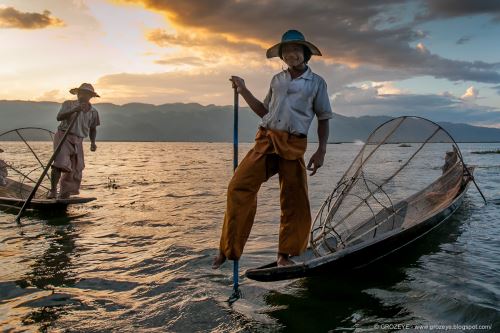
[263,207,468,332]
[5,215,78,331]
[0,142,499,332]
[18,219,77,288]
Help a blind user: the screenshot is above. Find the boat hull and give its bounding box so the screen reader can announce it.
[0,178,96,211]
[0,196,96,210]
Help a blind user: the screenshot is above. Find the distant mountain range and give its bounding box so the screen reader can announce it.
[1,100,499,142]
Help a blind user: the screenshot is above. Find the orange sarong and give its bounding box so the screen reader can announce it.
[219,127,311,260]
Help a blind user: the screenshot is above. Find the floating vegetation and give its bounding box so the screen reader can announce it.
[107,177,119,189]
[471,149,500,155]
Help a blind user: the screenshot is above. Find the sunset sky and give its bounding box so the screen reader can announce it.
[1,0,500,127]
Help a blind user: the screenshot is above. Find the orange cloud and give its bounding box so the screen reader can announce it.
[154,56,205,66]
[146,27,277,70]
[461,86,479,101]
[147,28,263,53]
[95,65,277,105]
[146,29,265,55]
[0,6,64,29]
[36,89,65,102]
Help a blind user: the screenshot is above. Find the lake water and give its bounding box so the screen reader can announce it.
[0,142,499,332]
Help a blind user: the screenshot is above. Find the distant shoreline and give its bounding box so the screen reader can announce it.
[2,101,500,142]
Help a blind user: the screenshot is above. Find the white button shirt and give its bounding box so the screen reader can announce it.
[57,100,100,138]
[261,66,333,136]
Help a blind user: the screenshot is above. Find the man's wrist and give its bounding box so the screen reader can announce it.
[239,86,249,95]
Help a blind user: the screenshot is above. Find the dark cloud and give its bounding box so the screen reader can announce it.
[418,0,500,22]
[0,6,64,29]
[333,86,500,126]
[123,0,500,84]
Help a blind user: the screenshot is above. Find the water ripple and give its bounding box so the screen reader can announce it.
[1,142,499,331]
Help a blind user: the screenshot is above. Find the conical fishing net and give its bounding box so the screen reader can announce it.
[0,128,55,200]
[310,117,467,257]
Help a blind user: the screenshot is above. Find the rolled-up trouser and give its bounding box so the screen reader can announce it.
[219,147,312,260]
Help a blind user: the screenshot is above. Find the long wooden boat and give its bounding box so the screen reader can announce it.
[1,127,96,213]
[246,166,472,282]
[0,177,96,211]
[245,116,477,282]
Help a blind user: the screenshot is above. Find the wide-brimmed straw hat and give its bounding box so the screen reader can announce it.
[266,30,322,59]
[69,83,100,97]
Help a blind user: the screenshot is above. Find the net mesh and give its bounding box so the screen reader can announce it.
[310,117,466,257]
[0,128,55,200]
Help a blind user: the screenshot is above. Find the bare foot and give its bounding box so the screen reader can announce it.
[212,252,226,269]
[277,253,295,267]
[46,190,56,199]
[58,192,70,199]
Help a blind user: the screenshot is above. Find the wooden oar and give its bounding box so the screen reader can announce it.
[233,86,239,171]
[228,86,242,304]
[15,111,80,223]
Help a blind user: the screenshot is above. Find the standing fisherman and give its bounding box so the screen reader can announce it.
[47,83,100,199]
[213,30,333,268]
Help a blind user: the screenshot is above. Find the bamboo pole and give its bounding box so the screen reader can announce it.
[229,86,242,304]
